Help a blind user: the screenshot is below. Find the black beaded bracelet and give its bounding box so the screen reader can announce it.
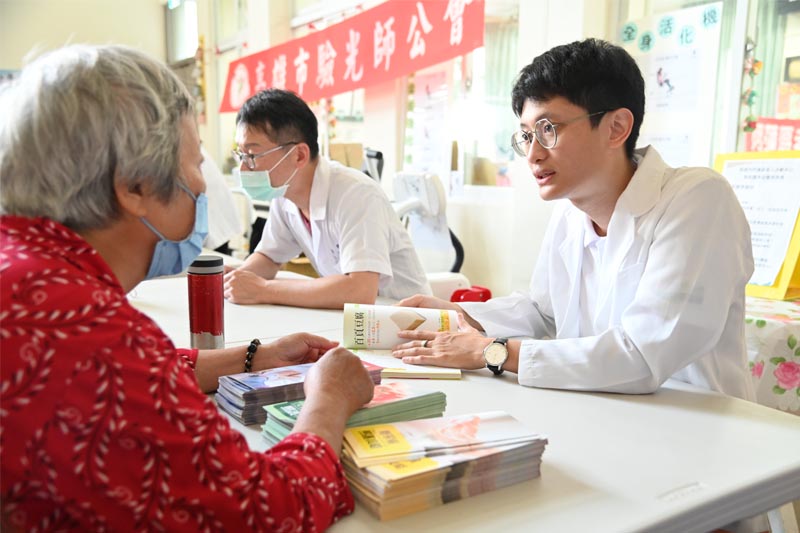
[244,338,260,373]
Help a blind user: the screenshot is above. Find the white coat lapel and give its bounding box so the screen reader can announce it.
[594,147,667,325]
[594,207,636,328]
[555,208,585,338]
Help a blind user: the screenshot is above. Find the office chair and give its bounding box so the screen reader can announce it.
[393,172,465,273]
[362,148,384,181]
[393,172,469,299]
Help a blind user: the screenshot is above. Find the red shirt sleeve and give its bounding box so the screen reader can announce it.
[176,347,199,369]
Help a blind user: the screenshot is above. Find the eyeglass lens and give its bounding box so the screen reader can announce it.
[231,151,255,170]
[511,119,556,157]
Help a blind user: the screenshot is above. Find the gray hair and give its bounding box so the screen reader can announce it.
[0,44,193,230]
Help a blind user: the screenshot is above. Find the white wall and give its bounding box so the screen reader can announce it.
[362,77,408,198]
[0,0,166,69]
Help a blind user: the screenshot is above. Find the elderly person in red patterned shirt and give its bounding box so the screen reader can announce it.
[0,44,374,531]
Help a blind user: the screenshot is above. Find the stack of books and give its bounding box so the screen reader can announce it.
[216,361,383,425]
[261,381,447,445]
[341,411,547,520]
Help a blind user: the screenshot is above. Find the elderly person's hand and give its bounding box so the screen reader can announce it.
[194,333,339,393]
[304,348,375,413]
[258,333,339,368]
[293,348,375,451]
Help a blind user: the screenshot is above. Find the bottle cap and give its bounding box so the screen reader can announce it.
[188,255,224,274]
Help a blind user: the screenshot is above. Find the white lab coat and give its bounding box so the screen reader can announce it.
[255,157,431,300]
[462,147,756,400]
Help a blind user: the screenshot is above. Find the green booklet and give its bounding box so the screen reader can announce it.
[262,381,447,446]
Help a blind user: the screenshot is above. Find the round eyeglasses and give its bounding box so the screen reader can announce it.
[510,111,608,156]
[232,142,299,170]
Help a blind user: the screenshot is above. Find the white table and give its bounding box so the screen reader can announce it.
[129,272,345,347]
[129,276,800,533]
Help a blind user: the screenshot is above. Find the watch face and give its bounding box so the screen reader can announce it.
[484,343,507,366]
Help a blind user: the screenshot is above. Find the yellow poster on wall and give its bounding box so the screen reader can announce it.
[715,151,800,300]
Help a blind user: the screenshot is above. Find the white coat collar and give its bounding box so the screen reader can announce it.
[307,156,331,222]
[582,214,604,248]
[614,145,669,219]
[558,146,668,244]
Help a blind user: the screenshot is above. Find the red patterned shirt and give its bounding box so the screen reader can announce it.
[0,215,354,531]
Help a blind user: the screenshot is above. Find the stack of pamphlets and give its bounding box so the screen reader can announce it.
[341,411,547,520]
[261,381,447,445]
[216,361,383,425]
[343,303,462,379]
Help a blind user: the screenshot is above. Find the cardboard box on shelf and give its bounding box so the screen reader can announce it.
[330,142,364,170]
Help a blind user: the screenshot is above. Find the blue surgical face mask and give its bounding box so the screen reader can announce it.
[235,145,298,202]
[141,182,208,280]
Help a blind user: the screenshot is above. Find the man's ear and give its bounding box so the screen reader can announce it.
[293,142,312,168]
[606,108,634,150]
[115,180,148,217]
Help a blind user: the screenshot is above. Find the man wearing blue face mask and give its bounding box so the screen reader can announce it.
[225,89,431,309]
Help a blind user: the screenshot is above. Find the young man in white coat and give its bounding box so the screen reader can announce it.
[393,38,756,401]
[224,89,430,309]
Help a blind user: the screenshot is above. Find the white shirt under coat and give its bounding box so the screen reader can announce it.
[461,146,756,400]
[255,157,431,300]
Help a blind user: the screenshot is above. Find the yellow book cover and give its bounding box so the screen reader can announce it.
[345,425,414,461]
[343,411,542,468]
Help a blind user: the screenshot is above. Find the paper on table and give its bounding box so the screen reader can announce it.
[353,349,462,380]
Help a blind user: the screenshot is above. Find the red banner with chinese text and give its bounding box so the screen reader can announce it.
[744,117,800,152]
[219,0,485,112]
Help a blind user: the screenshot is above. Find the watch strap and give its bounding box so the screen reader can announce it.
[487,364,504,375]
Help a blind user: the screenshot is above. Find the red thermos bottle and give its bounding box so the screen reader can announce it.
[188,255,225,349]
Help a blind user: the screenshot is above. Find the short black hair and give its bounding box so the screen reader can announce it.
[236,89,320,159]
[511,38,645,159]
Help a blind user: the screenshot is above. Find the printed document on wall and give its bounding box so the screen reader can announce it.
[620,3,723,168]
[722,158,800,286]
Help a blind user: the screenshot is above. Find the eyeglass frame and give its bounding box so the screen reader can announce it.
[232,142,299,170]
[511,110,609,156]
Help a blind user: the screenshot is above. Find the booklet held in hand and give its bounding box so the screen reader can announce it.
[343,303,458,349]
